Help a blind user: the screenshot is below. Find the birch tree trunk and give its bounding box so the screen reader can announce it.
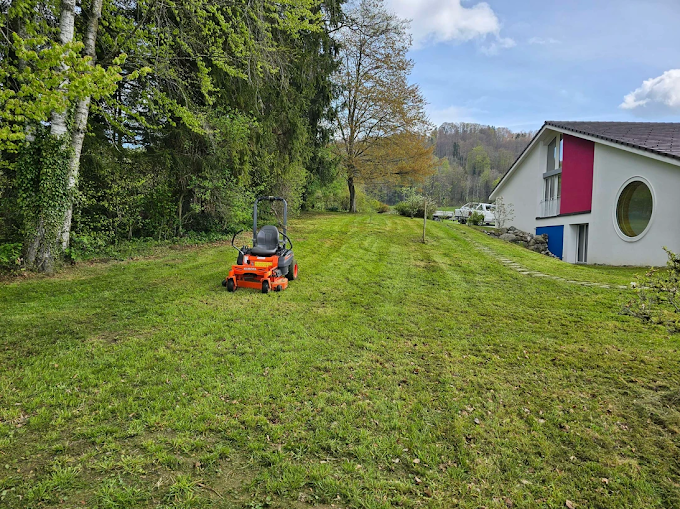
[59,0,104,249]
[49,0,77,138]
[25,0,76,273]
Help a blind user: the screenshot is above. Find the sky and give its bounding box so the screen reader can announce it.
[384,0,680,132]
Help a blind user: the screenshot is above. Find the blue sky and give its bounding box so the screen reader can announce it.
[385,0,680,131]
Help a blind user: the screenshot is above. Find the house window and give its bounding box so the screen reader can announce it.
[542,135,563,217]
[542,173,561,216]
[616,179,653,239]
[547,138,556,172]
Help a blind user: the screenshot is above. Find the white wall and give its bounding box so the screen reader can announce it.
[588,144,680,266]
[492,129,680,266]
[493,132,553,233]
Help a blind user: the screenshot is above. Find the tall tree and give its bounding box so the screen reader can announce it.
[333,0,432,212]
[1,0,327,272]
[1,0,124,272]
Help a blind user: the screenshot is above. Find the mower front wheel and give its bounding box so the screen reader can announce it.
[287,261,298,281]
[226,279,236,292]
[262,280,270,294]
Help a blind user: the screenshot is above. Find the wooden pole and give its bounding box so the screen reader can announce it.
[422,200,427,243]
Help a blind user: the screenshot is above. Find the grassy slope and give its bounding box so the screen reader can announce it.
[1,213,679,509]
[461,225,644,287]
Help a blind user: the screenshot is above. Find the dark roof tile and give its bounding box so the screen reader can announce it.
[491,121,680,195]
[546,121,680,160]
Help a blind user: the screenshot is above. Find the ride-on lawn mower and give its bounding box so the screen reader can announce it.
[222,196,298,293]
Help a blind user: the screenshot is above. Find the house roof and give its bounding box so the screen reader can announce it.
[490,121,680,199]
[545,121,680,161]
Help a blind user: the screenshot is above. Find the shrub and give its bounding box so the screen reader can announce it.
[67,231,113,261]
[0,243,22,270]
[468,211,485,226]
[377,203,390,214]
[394,192,435,219]
[623,248,680,332]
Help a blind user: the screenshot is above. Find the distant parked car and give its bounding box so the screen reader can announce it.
[432,210,454,221]
[454,202,479,223]
[473,203,496,225]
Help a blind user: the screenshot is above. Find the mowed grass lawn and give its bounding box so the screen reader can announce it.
[1,214,679,509]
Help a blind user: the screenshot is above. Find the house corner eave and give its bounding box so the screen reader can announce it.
[490,124,548,200]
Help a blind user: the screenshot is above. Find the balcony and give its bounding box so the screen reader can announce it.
[540,198,560,218]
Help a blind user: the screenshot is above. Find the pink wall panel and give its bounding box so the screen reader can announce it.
[561,134,594,214]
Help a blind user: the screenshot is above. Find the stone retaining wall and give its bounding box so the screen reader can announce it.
[485,226,556,257]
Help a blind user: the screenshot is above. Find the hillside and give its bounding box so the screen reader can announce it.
[1,214,678,508]
[367,123,534,207]
[429,122,534,206]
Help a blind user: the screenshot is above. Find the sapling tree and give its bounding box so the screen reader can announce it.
[494,195,515,229]
[623,248,680,332]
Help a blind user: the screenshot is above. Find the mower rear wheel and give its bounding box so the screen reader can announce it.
[226,279,235,292]
[261,280,270,294]
[287,261,298,281]
[221,279,227,287]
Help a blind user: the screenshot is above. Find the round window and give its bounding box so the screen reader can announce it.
[616,180,653,238]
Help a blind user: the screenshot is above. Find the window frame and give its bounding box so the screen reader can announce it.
[547,138,556,173]
[613,176,655,242]
[558,135,564,169]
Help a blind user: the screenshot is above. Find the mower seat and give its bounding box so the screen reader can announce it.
[250,225,280,256]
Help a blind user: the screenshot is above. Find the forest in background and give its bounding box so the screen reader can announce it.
[368,123,533,207]
[0,0,345,270]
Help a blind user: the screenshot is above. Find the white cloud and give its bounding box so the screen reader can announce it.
[620,70,680,115]
[480,36,516,56]
[386,0,514,52]
[528,37,559,45]
[428,105,480,127]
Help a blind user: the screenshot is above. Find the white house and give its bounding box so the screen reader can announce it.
[490,121,680,266]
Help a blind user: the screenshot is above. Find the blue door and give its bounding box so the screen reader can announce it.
[536,225,564,259]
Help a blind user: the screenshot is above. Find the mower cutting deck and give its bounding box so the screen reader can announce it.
[223,196,298,293]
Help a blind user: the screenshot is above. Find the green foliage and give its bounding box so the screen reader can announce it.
[348,188,382,214]
[15,127,71,260]
[1,0,342,272]
[0,24,124,153]
[394,190,435,219]
[0,243,22,269]
[304,175,348,212]
[623,248,680,332]
[468,211,485,226]
[66,231,230,263]
[423,123,534,205]
[376,203,390,214]
[466,145,491,176]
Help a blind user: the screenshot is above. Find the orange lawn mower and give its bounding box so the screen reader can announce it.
[222,196,298,293]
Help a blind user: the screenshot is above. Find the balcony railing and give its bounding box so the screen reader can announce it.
[540,198,560,218]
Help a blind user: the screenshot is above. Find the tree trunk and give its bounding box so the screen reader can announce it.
[25,219,55,275]
[50,0,77,139]
[59,0,103,250]
[25,0,76,272]
[177,192,185,236]
[348,176,357,213]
